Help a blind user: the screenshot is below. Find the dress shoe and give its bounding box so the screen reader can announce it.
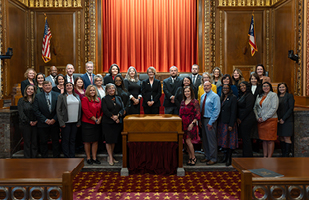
[92,159,101,164]
[206,160,216,165]
[200,158,210,163]
[86,159,93,165]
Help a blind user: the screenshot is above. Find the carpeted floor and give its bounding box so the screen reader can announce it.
[73,171,241,199]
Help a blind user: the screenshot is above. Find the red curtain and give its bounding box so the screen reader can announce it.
[102,0,197,72]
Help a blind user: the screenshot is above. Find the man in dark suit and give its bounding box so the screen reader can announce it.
[163,66,183,114]
[80,61,95,89]
[190,64,202,99]
[33,81,60,158]
[65,64,77,84]
[45,66,58,87]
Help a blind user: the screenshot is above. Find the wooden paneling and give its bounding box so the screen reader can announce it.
[216,10,264,77]
[272,0,295,93]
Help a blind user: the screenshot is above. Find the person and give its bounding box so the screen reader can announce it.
[35,72,45,94]
[114,74,130,115]
[57,82,82,158]
[21,68,37,96]
[237,81,255,157]
[45,66,58,87]
[18,85,38,158]
[200,81,220,165]
[179,86,200,166]
[94,74,106,99]
[163,66,183,114]
[255,64,271,84]
[197,72,217,103]
[124,66,142,114]
[217,84,238,166]
[74,77,85,100]
[232,68,245,87]
[141,67,162,114]
[277,83,295,157]
[212,67,222,88]
[81,61,95,89]
[33,81,60,158]
[217,74,238,97]
[190,64,202,99]
[101,83,125,165]
[175,77,193,111]
[104,64,120,85]
[249,73,262,99]
[52,74,66,94]
[81,85,102,165]
[65,64,77,83]
[254,82,279,158]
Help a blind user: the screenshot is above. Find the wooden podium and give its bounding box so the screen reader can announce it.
[121,114,184,176]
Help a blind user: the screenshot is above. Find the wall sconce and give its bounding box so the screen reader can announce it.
[288,50,298,63]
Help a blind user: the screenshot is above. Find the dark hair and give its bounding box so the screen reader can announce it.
[114,74,127,92]
[23,84,36,103]
[63,82,77,97]
[108,64,120,75]
[277,82,289,96]
[258,82,273,97]
[35,73,45,86]
[249,73,261,86]
[220,84,233,102]
[238,81,251,97]
[182,86,195,100]
[221,74,232,85]
[181,76,193,87]
[255,64,266,76]
[74,77,84,89]
[55,74,66,85]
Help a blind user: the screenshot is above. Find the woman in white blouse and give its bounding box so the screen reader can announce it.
[57,82,82,158]
[94,74,106,99]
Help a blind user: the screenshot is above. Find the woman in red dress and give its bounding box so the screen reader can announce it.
[179,86,201,166]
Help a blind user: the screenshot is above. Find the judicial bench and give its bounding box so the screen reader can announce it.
[121,114,184,176]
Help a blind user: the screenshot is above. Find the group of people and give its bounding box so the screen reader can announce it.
[18,62,294,167]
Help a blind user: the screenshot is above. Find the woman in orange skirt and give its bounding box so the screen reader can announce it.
[253,82,279,158]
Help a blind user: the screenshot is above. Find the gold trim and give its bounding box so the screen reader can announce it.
[89,0,95,70]
[204,0,211,72]
[266,10,270,72]
[307,0,309,96]
[233,65,255,72]
[3,0,7,96]
[77,10,81,72]
[84,0,89,64]
[0,0,3,98]
[218,0,282,7]
[219,10,223,69]
[31,11,34,68]
[296,0,303,95]
[18,0,82,8]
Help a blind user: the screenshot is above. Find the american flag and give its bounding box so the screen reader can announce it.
[248,14,257,56]
[42,17,52,63]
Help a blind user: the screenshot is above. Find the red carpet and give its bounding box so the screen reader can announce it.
[73,171,242,199]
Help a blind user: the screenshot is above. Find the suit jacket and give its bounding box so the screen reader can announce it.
[237,92,255,122]
[254,91,279,121]
[66,74,77,83]
[277,93,294,122]
[103,74,114,85]
[190,74,202,98]
[33,91,60,128]
[101,95,125,124]
[56,93,82,127]
[45,75,57,87]
[163,76,183,107]
[80,73,95,89]
[219,94,237,127]
[250,84,262,99]
[141,78,162,108]
[21,79,36,96]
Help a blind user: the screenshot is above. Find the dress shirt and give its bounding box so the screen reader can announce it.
[67,94,79,123]
[87,73,93,84]
[251,85,257,94]
[45,92,52,105]
[200,90,220,126]
[67,75,74,83]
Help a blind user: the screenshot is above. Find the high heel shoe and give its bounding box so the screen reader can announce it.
[190,157,197,166]
[186,158,192,165]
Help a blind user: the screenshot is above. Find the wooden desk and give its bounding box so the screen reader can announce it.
[0,158,84,200]
[121,114,184,176]
[232,157,309,200]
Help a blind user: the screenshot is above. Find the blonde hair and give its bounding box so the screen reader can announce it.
[232,68,245,86]
[147,66,157,75]
[201,72,213,84]
[85,85,100,102]
[24,68,37,79]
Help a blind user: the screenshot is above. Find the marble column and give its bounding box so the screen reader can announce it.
[294,108,309,157]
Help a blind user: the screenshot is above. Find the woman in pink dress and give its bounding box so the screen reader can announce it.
[179,86,201,166]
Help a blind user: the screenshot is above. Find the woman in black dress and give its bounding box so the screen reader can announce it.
[114,74,130,115]
[104,63,120,85]
[277,83,295,157]
[18,85,38,158]
[141,67,162,114]
[52,74,66,94]
[102,83,125,165]
[249,73,262,99]
[237,81,255,157]
[21,68,37,96]
[174,77,193,112]
[124,66,142,114]
[35,73,45,94]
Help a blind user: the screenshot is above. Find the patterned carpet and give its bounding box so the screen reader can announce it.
[73,171,241,200]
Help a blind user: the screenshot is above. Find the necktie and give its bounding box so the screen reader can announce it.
[46,94,51,112]
[193,75,196,84]
[201,94,207,117]
[70,76,72,83]
[89,73,93,84]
